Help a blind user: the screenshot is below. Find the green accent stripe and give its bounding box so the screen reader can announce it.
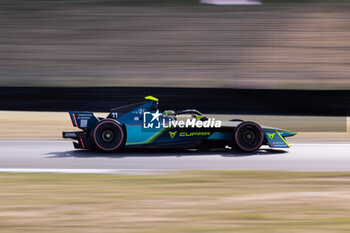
[275,130,290,148]
[147,128,168,143]
[125,128,167,146]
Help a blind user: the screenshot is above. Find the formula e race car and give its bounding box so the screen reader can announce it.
[62,96,296,152]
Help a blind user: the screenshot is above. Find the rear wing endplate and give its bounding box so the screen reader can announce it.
[69,112,99,129]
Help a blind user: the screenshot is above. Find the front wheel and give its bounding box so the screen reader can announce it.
[92,120,125,152]
[234,121,263,152]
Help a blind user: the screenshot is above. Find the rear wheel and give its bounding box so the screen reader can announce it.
[234,121,263,152]
[93,120,125,152]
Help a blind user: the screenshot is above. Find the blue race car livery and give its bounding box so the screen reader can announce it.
[63,96,296,152]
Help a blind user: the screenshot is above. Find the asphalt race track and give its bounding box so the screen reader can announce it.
[0,141,349,173]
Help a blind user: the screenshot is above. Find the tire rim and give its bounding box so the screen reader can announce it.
[93,121,124,151]
[102,130,114,142]
[235,122,263,152]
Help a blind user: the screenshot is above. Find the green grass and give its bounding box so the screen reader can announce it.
[1,171,350,232]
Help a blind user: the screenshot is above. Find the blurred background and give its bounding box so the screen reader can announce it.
[2,3,350,232]
[1,0,350,136]
[1,0,350,89]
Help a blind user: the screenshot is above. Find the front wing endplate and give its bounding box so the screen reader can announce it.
[264,130,290,148]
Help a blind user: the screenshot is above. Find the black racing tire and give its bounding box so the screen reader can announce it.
[92,119,125,152]
[234,121,263,152]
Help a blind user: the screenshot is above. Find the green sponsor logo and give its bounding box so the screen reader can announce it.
[169,131,211,139]
[179,132,211,137]
[169,131,177,139]
[267,132,275,139]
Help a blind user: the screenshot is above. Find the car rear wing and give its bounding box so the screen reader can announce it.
[69,111,99,129]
